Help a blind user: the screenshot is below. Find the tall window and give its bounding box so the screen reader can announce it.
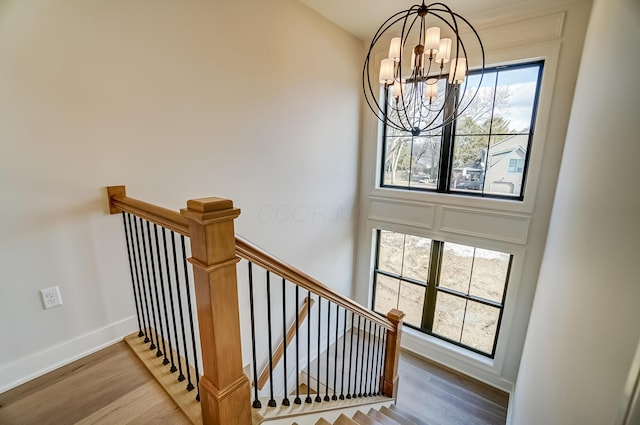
[381,61,543,200]
[372,230,512,357]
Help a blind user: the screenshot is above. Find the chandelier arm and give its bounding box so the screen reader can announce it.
[396,7,422,132]
[363,8,421,127]
[425,6,486,125]
[367,9,416,52]
[447,11,486,119]
[363,2,486,135]
[424,9,479,128]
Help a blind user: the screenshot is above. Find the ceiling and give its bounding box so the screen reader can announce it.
[297,0,568,41]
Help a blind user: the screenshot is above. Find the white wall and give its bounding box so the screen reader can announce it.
[510,0,640,423]
[0,0,363,391]
[353,1,593,391]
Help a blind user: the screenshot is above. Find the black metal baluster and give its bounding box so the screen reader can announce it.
[332,304,339,401]
[358,318,368,398]
[323,301,331,402]
[380,329,388,396]
[305,290,312,404]
[370,323,380,397]
[361,319,369,397]
[375,324,383,395]
[142,220,160,352]
[128,214,146,339]
[365,320,373,396]
[146,221,163,358]
[161,228,179,374]
[294,286,301,405]
[170,232,186,382]
[122,213,143,337]
[353,315,361,398]
[136,217,155,349]
[180,236,200,400]
[281,277,290,407]
[361,320,370,397]
[134,217,156,349]
[175,235,193,391]
[265,271,277,408]
[247,263,262,409]
[339,308,347,400]
[346,311,355,399]
[152,224,169,365]
[315,296,322,403]
[131,216,150,344]
[361,319,370,398]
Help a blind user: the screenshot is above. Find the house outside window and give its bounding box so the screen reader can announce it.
[381,61,544,200]
[508,158,525,173]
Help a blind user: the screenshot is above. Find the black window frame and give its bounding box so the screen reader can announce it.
[379,60,544,201]
[371,229,513,358]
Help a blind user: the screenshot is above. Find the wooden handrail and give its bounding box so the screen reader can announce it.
[256,296,315,390]
[107,186,189,236]
[107,187,394,332]
[235,236,395,332]
[107,186,404,421]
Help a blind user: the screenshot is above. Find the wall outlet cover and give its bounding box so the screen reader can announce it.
[40,286,62,309]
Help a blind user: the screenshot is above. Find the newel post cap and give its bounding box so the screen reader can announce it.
[387,309,406,325]
[180,197,240,223]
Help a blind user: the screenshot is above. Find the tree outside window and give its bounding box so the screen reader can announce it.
[381,61,543,200]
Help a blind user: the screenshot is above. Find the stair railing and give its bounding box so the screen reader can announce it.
[107,186,404,425]
[235,236,404,412]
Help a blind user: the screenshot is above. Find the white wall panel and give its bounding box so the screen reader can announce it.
[439,207,530,244]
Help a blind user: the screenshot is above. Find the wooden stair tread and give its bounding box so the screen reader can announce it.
[316,418,333,425]
[368,408,402,425]
[379,406,417,425]
[353,410,382,425]
[335,413,360,425]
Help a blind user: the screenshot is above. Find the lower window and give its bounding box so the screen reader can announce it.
[372,230,512,358]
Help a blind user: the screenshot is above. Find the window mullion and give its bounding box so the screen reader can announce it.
[437,83,457,192]
[379,89,390,187]
[422,240,443,332]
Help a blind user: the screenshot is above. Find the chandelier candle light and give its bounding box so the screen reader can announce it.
[363,1,485,136]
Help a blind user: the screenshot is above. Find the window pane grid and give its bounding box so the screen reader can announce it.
[435,286,503,309]
[380,61,544,201]
[372,230,512,358]
[375,269,428,288]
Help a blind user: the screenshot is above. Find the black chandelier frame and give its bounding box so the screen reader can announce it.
[362,1,486,136]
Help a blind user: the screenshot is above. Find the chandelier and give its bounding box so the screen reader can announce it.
[363,2,485,136]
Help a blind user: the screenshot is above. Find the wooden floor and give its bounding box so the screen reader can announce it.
[395,351,508,425]
[0,342,507,425]
[0,342,191,425]
[307,329,507,425]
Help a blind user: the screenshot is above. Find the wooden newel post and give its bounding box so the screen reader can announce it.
[382,309,405,399]
[180,197,251,425]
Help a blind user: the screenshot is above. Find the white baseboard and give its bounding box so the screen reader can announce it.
[0,316,137,393]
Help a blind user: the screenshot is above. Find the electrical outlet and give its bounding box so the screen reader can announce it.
[40,286,62,309]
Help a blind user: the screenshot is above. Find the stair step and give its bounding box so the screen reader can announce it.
[368,408,402,425]
[379,406,416,425]
[353,410,382,425]
[335,413,359,425]
[316,418,333,425]
[296,383,318,395]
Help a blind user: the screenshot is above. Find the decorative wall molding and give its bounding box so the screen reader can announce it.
[439,206,530,244]
[369,197,435,229]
